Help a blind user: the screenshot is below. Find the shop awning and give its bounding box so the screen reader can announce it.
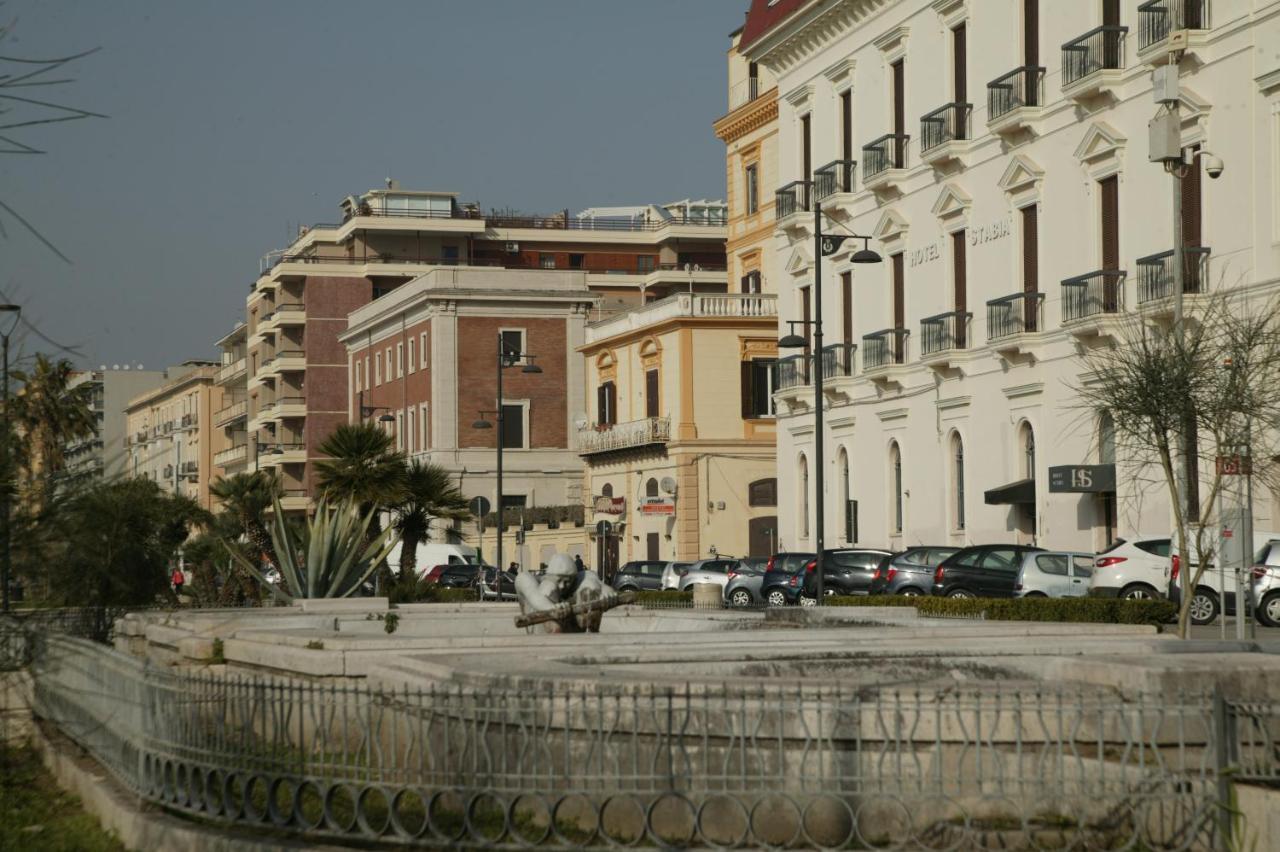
[984,478,1036,506]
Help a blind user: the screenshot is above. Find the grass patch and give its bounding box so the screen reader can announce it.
[0,743,126,852]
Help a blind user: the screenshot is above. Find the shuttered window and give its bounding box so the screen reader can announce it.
[953,230,967,347]
[892,254,906,362]
[953,24,967,138]
[841,90,853,163]
[1100,176,1120,270]
[1021,205,1039,294]
[801,114,812,205]
[892,60,905,167]
[645,369,659,418]
[1024,0,1039,68]
[597,381,616,426]
[1183,146,1202,248]
[741,360,776,419]
[801,285,812,355]
[841,272,853,345]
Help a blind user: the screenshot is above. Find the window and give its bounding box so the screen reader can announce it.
[500,403,525,449]
[636,256,655,274]
[569,253,585,269]
[1098,411,1115,464]
[396,342,404,378]
[354,360,362,393]
[840,450,853,542]
[500,329,524,360]
[890,442,903,534]
[539,253,556,269]
[364,356,370,387]
[841,271,853,345]
[385,347,393,380]
[646,478,659,498]
[1023,425,1036,479]
[501,494,526,510]
[645,369,659,418]
[748,478,777,507]
[407,338,415,373]
[1072,556,1095,578]
[952,434,966,531]
[395,411,404,450]
[741,359,776,419]
[441,245,459,265]
[1037,554,1068,576]
[406,407,415,453]
[745,164,759,215]
[419,332,428,370]
[597,381,617,426]
[801,113,812,195]
[953,230,967,345]
[983,549,1020,570]
[375,352,382,385]
[601,483,613,498]
[418,402,429,450]
[800,456,810,538]
[741,270,761,294]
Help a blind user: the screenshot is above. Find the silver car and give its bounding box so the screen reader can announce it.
[678,558,738,593]
[1250,540,1280,627]
[1015,551,1095,598]
[724,559,768,607]
[661,561,693,591]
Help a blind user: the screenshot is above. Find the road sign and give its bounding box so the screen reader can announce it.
[469,496,491,517]
[1215,455,1253,476]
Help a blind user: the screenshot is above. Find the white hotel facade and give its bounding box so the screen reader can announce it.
[743,0,1280,553]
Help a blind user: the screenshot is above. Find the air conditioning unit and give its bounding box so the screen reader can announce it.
[504,242,520,253]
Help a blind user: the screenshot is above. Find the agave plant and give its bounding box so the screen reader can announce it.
[229,496,399,602]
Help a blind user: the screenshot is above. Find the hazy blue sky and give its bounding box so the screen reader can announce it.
[2,0,746,369]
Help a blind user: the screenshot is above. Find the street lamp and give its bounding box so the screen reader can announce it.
[471,334,543,574]
[779,196,881,604]
[1,303,20,612]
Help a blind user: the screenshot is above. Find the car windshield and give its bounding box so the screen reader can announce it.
[770,554,814,573]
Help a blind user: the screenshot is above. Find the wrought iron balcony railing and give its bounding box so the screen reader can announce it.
[862,328,910,370]
[814,160,857,201]
[1138,0,1208,50]
[862,134,910,180]
[775,353,810,390]
[578,417,671,456]
[1062,270,1126,322]
[1136,247,1211,304]
[819,343,856,379]
[920,103,972,153]
[920,311,972,355]
[1062,26,1128,88]
[987,292,1045,341]
[774,181,811,220]
[987,66,1046,121]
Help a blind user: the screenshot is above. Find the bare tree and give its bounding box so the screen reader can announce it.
[1076,290,1280,637]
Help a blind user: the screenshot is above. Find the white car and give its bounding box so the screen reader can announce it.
[1088,538,1172,601]
[1170,529,1280,625]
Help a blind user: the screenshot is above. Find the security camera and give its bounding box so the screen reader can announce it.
[1202,153,1224,180]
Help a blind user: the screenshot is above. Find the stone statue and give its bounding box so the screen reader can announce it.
[514,553,620,633]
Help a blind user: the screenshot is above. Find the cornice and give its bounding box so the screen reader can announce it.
[749,0,894,76]
[713,89,780,143]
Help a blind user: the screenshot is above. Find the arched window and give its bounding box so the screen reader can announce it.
[1098,411,1115,464]
[645,478,659,498]
[890,442,903,535]
[951,433,966,531]
[799,455,810,539]
[748,478,777,507]
[1022,424,1036,480]
[601,483,613,498]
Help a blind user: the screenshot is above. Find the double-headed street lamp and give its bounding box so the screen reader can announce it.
[777,196,881,603]
[1,303,20,613]
[472,334,542,573]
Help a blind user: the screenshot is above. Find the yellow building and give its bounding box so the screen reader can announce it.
[579,292,779,565]
[124,363,227,510]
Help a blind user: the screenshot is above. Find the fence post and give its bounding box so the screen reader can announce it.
[1212,683,1234,849]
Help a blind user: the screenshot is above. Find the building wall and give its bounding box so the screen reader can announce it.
[123,365,226,509]
[754,0,1280,552]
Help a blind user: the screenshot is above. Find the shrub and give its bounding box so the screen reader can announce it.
[826,595,921,608]
[913,596,1177,625]
[635,590,692,605]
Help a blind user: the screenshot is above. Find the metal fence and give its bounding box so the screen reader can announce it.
[23,631,1278,849]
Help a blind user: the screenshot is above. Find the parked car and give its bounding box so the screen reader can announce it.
[1014,551,1096,598]
[661,561,694,591]
[1250,540,1280,627]
[1170,529,1278,624]
[1087,538,1172,600]
[480,567,517,600]
[437,564,480,590]
[677,558,739,593]
[421,565,450,584]
[760,552,815,607]
[867,547,959,596]
[931,545,1044,598]
[612,561,667,592]
[388,541,479,579]
[724,559,769,607]
[799,549,893,601]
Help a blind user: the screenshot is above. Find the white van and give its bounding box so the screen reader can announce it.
[386,541,480,578]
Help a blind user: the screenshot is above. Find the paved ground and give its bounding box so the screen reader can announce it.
[1188,616,1280,641]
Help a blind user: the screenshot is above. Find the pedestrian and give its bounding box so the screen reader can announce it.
[171,566,185,598]
[574,554,585,573]
[508,561,519,575]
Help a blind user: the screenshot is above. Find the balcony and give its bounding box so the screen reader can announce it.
[920,311,972,368]
[279,489,309,512]
[774,181,811,229]
[1061,270,1126,336]
[986,292,1045,356]
[813,160,857,205]
[274,395,306,419]
[214,444,248,468]
[818,343,856,380]
[269,349,305,373]
[214,400,248,427]
[987,67,1046,135]
[216,357,247,385]
[775,353,810,391]
[1061,26,1128,101]
[1136,247,1211,308]
[1138,0,1209,59]
[862,329,910,382]
[266,442,306,465]
[728,76,760,111]
[585,293,776,344]
[273,302,305,326]
[919,103,972,167]
[578,417,670,457]
[861,134,910,192]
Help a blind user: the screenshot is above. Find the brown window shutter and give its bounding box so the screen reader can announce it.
[892,60,905,165]
[953,231,967,347]
[1183,146,1202,248]
[1021,205,1039,294]
[1100,176,1120,269]
[801,285,812,355]
[1103,0,1120,27]
[841,90,853,163]
[597,384,607,425]
[801,114,812,204]
[740,274,751,293]
[1024,0,1039,68]
[645,370,659,418]
[841,272,853,345]
[892,254,905,329]
[953,24,967,104]
[741,361,753,419]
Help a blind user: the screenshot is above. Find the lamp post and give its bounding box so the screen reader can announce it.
[472,333,542,574]
[778,197,881,604]
[1,303,20,613]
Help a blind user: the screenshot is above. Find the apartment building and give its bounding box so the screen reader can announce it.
[741,0,1280,552]
[248,185,726,510]
[212,323,249,478]
[61,366,173,486]
[124,362,227,509]
[341,267,595,518]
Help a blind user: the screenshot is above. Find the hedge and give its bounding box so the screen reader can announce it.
[822,595,1175,625]
[825,595,921,608]
[634,590,693,605]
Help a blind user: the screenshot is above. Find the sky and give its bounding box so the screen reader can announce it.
[1,0,747,370]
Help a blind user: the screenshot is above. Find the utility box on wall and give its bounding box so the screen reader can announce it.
[1149,111,1182,164]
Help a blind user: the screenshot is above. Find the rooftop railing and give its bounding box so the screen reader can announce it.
[819,342,856,379]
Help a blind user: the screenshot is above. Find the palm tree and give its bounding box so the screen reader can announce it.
[393,460,471,582]
[210,470,281,600]
[10,354,96,501]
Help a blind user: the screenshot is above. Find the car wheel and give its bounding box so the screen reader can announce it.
[1258,592,1280,628]
[618,585,639,594]
[729,589,753,608]
[1189,589,1220,626]
[898,588,922,598]
[1023,591,1048,598]
[947,589,975,599]
[766,589,788,608]
[1120,584,1158,601]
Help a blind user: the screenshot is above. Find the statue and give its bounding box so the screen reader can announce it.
[514,553,627,633]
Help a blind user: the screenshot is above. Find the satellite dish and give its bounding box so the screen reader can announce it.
[660,477,677,495]
[574,417,589,430]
